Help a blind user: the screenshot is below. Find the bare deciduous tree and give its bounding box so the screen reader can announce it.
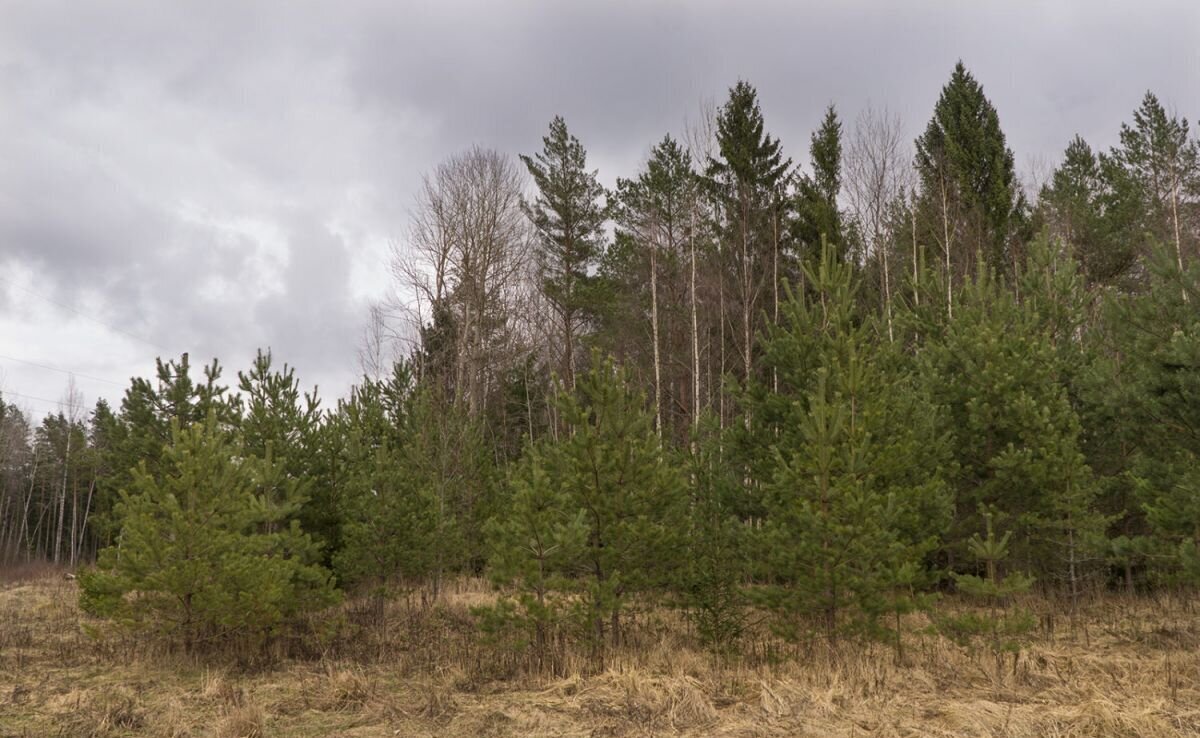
[387,147,532,415]
[845,106,908,341]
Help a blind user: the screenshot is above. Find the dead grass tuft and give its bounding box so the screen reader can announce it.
[151,696,194,738]
[201,668,245,708]
[213,702,267,738]
[307,661,376,712]
[416,679,460,722]
[58,687,145,737]
[547,668,719,732]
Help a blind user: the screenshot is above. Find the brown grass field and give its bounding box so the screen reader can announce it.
[1,568,1199,737]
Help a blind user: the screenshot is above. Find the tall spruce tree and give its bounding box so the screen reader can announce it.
[915,62,1025,302]
[705,81,792,399]
[794,105,846,263]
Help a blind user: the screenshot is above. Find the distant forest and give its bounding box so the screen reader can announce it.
[3,61,1200,659]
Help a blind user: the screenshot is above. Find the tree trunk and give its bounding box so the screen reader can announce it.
[563,308,575,391]
[650,235,663,437]
[76,477,97,566]
[690,203,701,439]
[69,474,78,567]
[54,431,70,565]
[525,363,536,445]
[772,198,779,393]
[18,449,38,561]
[0,492,11,564]
[941,176,953,319]
[911,195,920,307]
[740,196,752,431]
[1171,172,1188,301]
[719,267,726,431]
[882,238,895,342]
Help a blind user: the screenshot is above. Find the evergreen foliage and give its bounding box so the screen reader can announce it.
[939,512,1036,674]
[79,415,336,650]
[705,80,792,389]
[521,116,609,387]
[915,61,1026,277]
[676,425,749,654]
[752,245,950,639]
[7,68,1195,671]
[1039,135,1141,285]
[334,365,492,595]
[794,105,846,263]
[484,354,684,663]
[1110,92,1200,272]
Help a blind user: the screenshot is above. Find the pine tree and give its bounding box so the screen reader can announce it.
[479,447,587,672]
[1109,91,1200,278]
[335,366,490,598]
[79,399,118,558]
[236,350,327,547]
[1139,453,1200,588]
[606,134,698,441]
[0,397,34,565]
[1104,248,1200,585]
[754,245,950,639]
[335,441,441,592]
[316,364,412,567]
[1039,135,1141,285]
[676,424,749,654]
[237,350,321,471]
[922,240,1106,582]
[399,387,493,592]
[521,116,608,388]
[485,354,684,663]
[940,512,1035,680]
[91,355,240,555]
[79,415,336,651]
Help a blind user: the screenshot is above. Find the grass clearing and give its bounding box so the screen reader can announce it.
[2,573,1199,737]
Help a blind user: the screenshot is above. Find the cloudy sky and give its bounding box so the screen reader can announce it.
[1,0,1197,420]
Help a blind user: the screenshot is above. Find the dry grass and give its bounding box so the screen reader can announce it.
[0,573,1198,737]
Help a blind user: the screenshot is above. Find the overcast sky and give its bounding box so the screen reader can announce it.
[1,0,1197,420]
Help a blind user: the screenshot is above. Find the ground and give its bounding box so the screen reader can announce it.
[1,571,1199,737]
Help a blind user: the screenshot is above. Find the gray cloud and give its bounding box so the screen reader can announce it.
[1,0,1197,417]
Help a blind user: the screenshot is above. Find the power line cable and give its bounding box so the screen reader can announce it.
[0,388,69,408]
[0,353,124,387]
[0,274,175,355]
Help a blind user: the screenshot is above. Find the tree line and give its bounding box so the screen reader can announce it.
[2,61,1199,664]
